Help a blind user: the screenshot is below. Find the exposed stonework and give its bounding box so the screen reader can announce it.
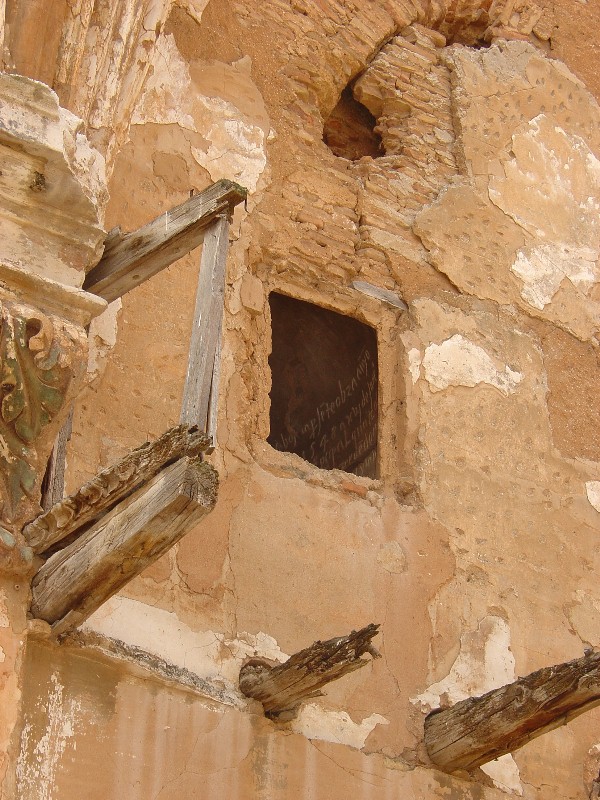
[1,1,600,799]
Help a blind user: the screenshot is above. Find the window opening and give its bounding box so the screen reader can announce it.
[323,85,384,161]
[268,293,378,478]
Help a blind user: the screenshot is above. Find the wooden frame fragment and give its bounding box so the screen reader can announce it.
[39,183,243,518]
[239,624,380,720]
[83,179,246,303]
[39,183,240,517]
[180,215,229,433]
[424,650,600,772]
[24,184,245,635]
[41,407,73,511]
[24,425,210,555]
[31,456,217,636]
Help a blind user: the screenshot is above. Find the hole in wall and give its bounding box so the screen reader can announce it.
[268,293,378,478]
[323,85,384,161]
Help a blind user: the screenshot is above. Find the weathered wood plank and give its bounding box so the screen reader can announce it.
[206,328,222,447]
[180,215,229,430]
[239,624,381,720]
[24,425,210,554]
[424,650,600,772]
[83,179,246,303]
[41,408,73,511]
[31,456,218,636]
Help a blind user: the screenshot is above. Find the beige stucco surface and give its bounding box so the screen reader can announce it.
[2,1,600,799]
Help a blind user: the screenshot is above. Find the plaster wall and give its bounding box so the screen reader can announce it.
[3,1,600,799]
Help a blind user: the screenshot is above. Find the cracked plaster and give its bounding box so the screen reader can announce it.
[19,605,398,795]
[412,616,515,713]
[4,3,600,799]
[414,42,600,341]
[420,334,523,395]
[16,673,81,800]
[132,33,197,130]
[490,116,600,315]
[0,590,9,629]
[133,36,268,193]
[566,589,600,646]
[86,300,122,383]
[174,0,211,25]
[291,703,389,750]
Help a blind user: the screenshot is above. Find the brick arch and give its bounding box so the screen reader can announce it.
[385,0,547,46]
[316,0,548,165]
[307,0,547,118]
[2,0,547,176]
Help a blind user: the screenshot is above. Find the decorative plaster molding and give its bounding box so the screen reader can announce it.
[0,300,86,534]
[0,262,106,328]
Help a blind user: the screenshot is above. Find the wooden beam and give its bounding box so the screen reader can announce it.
[41,408,73,511]
[180,215,229,430]
[206,329,222,446]
[83,179,246,303]
[424,650,600,772]
[239,624,381,720]
[31,456,217,636]
[23,425,210,555]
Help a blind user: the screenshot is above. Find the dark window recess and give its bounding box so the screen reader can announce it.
[268,293,378,478]
[323,85,384,161]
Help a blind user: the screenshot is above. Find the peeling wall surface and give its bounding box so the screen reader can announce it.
[3,1,600,799]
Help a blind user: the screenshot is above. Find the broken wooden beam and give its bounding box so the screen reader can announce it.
[41,407,73,511]
[424,649,600,772]
[24,425,210,555]
[31,456,217,636]
[83,179,247,303]
[239,623,381,720]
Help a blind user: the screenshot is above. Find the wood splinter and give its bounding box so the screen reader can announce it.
[424,648,600,772]
[239,623,381,720]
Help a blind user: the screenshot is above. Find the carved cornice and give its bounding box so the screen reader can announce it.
[0,262,106,327]
[0,72,107,286]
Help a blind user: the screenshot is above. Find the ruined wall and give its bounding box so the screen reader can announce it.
[2,1,600,799]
